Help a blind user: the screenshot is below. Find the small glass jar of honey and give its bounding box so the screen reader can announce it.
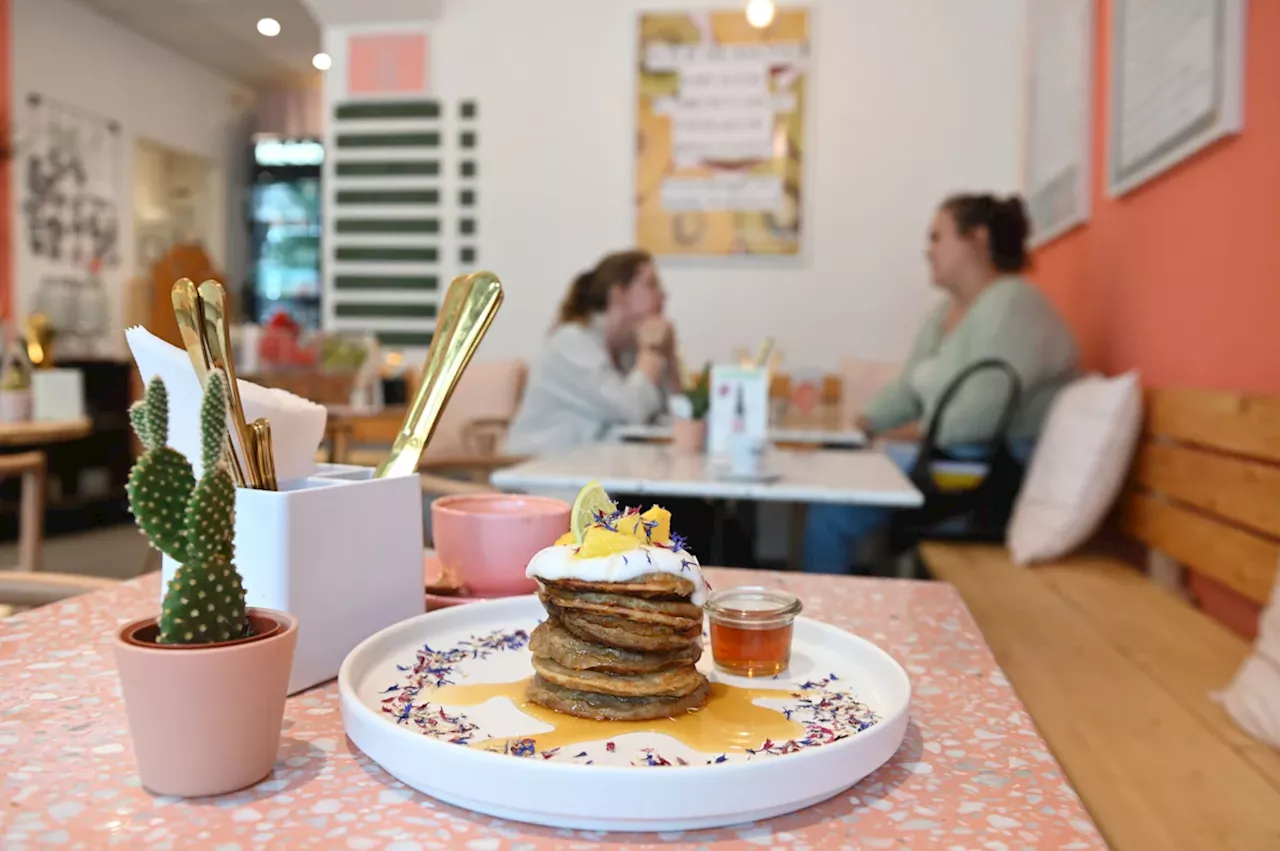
[705,586,803,677]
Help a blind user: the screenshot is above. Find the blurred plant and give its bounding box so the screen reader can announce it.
[686,362,712,420]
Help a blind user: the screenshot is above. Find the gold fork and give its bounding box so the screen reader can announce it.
[196,280,263,489]
[249,419,278,491]
[171,279,249,487]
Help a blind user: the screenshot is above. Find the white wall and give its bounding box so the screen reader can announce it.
[9,0,250,356]
[426,0,1024,369]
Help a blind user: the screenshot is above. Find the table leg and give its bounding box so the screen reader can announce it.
[330,425,351,465]
[788,503,807,571]
[709,501,725,566]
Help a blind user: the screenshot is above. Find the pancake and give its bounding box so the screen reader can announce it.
[543,588,704,621]
[551,607,702,652]
[531,655,703,698]
[538,588,702,630]
[529,619,701,674]
[526,673,710,721]
[541,572,697,600]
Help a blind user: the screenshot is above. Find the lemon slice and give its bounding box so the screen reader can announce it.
[570,480,617,543]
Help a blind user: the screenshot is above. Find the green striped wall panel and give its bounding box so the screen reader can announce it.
[337,132,440,148]
[334,303,437,319]
[376,331,434,347]
[333,275,439,291]
[329,97,479,348]
[335,218,440,235]
[335,101,441,119]
[336,246,438,262]
[337,189,440,205]
[336,161,440,177]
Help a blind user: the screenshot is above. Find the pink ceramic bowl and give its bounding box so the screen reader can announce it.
[431,494,570,598]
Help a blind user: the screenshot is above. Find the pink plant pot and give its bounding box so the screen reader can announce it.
[431,494,570,598]
[113,608,299,797]
[671,418,707,454]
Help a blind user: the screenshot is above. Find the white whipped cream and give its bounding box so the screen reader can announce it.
[526,544,708,607]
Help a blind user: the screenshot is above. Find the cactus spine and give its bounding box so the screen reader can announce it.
[127,372,247,645]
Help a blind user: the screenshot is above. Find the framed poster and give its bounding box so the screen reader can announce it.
[1024,0,1094,247]
[636,8,809,257]
[1107,0,1246,197]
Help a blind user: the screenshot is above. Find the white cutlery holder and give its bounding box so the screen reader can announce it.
[161,468,424,694]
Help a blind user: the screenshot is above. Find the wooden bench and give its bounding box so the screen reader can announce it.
[919,387,1280,851]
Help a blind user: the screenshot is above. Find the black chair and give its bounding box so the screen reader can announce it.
[886,359,1025,559]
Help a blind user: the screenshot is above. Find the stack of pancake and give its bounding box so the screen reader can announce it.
[527,572,709,721]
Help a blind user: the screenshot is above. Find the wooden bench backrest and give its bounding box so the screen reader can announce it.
[1120,387,1280,629]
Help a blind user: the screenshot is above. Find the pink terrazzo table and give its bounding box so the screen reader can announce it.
[0,569,1104,850]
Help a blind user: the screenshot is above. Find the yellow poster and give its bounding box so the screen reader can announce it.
[636,9,809,257]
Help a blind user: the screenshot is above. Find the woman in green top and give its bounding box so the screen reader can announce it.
[803,193,1079,573]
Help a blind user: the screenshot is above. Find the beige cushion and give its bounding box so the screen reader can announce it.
[1221,569,1280,747]
[839,356,901,422]
[420,359,527,458]
[1006,371,1143,564]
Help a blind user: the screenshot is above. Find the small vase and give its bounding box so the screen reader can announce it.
[0,389,32,423]
[113,607,299,797]
[671,418,707,454]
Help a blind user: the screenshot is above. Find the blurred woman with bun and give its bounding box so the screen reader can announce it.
[507,249,681,455]
[803,193,1079,573]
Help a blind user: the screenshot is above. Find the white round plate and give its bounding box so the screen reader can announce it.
[339,595,911,832]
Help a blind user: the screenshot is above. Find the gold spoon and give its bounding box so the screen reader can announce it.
[171,279,248,487]
[375,271,504,479]
[196,280,262,489]
[249,419,278,491]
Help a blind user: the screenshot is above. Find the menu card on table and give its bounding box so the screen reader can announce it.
[707,365,769,457]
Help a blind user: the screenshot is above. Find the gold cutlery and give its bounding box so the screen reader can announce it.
[249,419,278,491]
[375,271,504,479]
[196,280,263,489]
[171,279,249,487]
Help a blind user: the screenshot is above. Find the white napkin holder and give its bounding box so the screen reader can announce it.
[160,467,424,694]
[32,368,85,421]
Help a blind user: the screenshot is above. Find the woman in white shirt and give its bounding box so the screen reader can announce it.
[507,250,755,565]
[507,250,681,455]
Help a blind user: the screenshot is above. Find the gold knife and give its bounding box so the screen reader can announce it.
[196,280,262,489]
[375,271,504,479]
[171,279,248,487]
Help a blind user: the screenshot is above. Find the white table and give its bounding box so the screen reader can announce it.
[490,443,921,506]
[608,423,867,449]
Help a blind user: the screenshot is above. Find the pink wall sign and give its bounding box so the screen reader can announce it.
[348,34,428,95]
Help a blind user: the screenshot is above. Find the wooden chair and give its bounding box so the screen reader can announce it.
[917,386,1280,850]
[0,451,120,615]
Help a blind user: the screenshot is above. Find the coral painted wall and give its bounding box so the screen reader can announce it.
[1033,0,1280,393]
[0,0,10,321]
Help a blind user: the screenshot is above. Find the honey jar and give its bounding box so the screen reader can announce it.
[705,586,802,677]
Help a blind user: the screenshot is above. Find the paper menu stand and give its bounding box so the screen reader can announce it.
[160,469,424,695]
[707,365,769,457]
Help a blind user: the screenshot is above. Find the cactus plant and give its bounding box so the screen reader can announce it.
[127,372,247,645]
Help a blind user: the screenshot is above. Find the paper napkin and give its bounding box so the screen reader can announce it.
[125,326,328,482]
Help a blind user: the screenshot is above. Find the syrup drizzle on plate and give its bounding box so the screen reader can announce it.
[431,678,804,757]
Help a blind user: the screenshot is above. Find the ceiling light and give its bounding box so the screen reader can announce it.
[312,53,332,71]
[746,0,775,28]
[257,17,281,37]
